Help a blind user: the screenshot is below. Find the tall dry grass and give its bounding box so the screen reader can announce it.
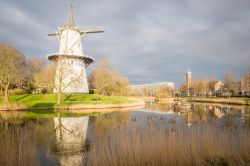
[0,125,37,166]
[0,103,26,111]
[189,97,250,106]
[85,118,250,166]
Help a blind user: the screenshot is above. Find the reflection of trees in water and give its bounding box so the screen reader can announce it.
[93,112,132,137]
[0,113,56,165]
[49,113,90,166]
[189,104,214,124]
[0,111,26,126]
[145,102,173,112]
[0,112,54,134]
[183,103,250,129]
[142,102,250,129]
[0,119,37,166]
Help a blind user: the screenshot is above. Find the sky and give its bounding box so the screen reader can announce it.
[0,0,250,86]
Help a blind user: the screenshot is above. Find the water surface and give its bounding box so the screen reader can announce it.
[0,102,249,165]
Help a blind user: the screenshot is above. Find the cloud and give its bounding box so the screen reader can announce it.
[0,0,249,86]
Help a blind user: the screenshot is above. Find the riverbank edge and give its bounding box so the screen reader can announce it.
[187,97,250,106]
[0,99,145,111]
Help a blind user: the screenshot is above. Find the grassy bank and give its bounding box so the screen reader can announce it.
[187,97,250,106]
[0,94,135,110]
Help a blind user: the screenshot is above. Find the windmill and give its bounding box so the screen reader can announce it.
[47,0,104,93]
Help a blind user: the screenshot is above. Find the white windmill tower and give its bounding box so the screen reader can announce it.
[47,0,104,94]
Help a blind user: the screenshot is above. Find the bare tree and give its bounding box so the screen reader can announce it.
[53,57,84,104]
[191,78,209,97]
[24,58,46,93]
[89,58,129,96]
[156,85,173,98]
[200,78,209,96]
[0,44,25,103]
[223,72,236,97]
[26,58,45,79]
[178,82,188,96]
[113,74,129,96]
[34,64,56,93]
[89,58,113,95]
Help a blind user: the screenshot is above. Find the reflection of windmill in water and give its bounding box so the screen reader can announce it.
[187,111,192,126]
[49,113,90,166]
[240,109,246,123]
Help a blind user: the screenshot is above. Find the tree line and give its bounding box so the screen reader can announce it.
[0,43,176,103]
[0,43,132,103]
[178,73,240,97]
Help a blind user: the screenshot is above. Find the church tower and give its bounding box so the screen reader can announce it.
[186,69,192,96]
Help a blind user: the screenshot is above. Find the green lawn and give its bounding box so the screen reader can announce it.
[0,94,133,109]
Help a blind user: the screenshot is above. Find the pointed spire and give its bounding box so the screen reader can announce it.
[67,0,75,26]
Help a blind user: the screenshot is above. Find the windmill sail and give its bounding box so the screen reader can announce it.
[48,26,104,37]
[80,26,105,34]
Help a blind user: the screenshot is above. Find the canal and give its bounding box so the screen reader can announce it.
[0,102,250,166]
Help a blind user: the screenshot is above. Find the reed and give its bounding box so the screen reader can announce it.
[189,97,250,106]
[0,125,37,166]
[85,118,250,166]
[0,103,26,111]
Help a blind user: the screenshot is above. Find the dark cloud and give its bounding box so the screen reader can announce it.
[1,0,249,86]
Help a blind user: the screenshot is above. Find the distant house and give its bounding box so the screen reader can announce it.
[215,81,224,91]
[209,81,224,96]
[213,81,241,97]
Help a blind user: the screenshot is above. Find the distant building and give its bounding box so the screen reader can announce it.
[130,82,174,96]
[209,80,224,91]
[214,81,224,91]
[186,70,192,96]
[131,82,174,89]
[209,80,224,96]
[241,70,250,95]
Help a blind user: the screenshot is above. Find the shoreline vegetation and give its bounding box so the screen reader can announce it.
[86,118,250,166]
[141,96,250,106]
[0,94,144,111]
[186,97,250,106]
[1,94,249,112]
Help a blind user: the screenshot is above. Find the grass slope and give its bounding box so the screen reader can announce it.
[0,94,133,109]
